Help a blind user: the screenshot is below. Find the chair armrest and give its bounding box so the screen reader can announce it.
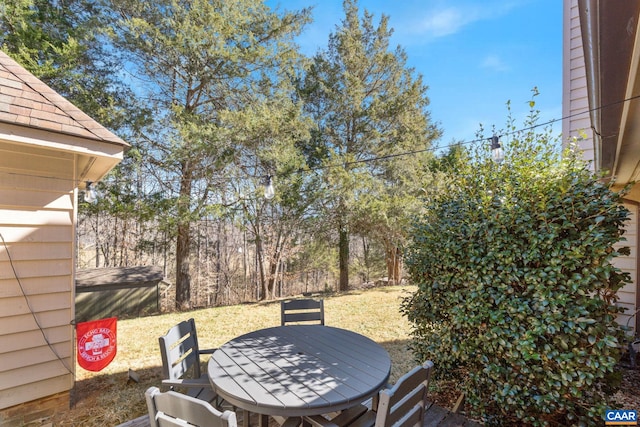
[199,348,217,355]
[162,378,212,389]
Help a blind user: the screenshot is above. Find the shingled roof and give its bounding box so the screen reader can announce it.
[0,50,128,147]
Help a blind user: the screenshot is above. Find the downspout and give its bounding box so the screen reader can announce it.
[579,0,602,171]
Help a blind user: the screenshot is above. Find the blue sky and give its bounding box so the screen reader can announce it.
[272,0,562,149]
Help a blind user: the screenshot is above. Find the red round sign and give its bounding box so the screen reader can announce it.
[76,317,117,372]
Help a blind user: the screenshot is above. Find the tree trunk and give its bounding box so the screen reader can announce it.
[112,214,119,266]
[385,243,403,286]
[338,218,349,291]
[362,236,370,283]
[175,161,193,310]
[94,211,100,268]
[120,218,127,265]
[214,220,222,306]
[242,229,249,300]
[267,259,278,300]
[256,232,267,301]
[175,221,191,309]
[266,231,284,299]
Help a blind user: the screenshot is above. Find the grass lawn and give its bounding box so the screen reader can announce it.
[51,285,420,426]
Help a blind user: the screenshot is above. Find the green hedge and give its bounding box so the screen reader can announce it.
[402,127,630,425]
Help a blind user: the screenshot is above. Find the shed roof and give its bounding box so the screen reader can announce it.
[76,266,164,288]
[0,50,128,147]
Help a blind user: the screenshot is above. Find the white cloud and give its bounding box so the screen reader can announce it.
[397,1,521,43]
[417,7,472,38]
[481,54,510,72]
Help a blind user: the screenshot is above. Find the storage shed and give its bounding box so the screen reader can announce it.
[75,266,164,322]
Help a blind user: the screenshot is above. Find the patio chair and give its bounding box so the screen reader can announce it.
[303,360,434,427]
[281,298,325,325]
[625,308,640,368]
[159,318,218,403]
[145,386,237,427]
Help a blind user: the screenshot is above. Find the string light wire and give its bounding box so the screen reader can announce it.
[0,91,636,387]
[298,92,640,174]
[1,93,639,183]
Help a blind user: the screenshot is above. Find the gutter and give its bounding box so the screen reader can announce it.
[578,0,602,172]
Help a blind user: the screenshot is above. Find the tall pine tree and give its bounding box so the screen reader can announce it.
[298,0,440,290]
[108,0,311,308]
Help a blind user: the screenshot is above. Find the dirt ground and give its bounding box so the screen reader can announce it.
[427,360,640,423]
[52,358,639,426]
[611,362,640,410]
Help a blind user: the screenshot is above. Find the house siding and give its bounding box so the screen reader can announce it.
[0,141,76,411]
[563,0,595,165]
[564,0,639,333]
[0,49,125,422]
[617,202,639,332]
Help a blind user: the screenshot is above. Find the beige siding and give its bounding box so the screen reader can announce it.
[616,203,639,332]
[0,142,76,410]
[0,274,72,298]
[0,49,125,419]
[563,0,595,166]
[0,325,69,352]
[564,1,639,334]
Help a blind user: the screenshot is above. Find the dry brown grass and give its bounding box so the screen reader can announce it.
[51,286,419,426]
[49,285,640,426]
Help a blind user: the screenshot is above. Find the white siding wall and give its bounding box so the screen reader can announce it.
[616,203,639,332]
[564,0,639,333]
[0,141,76,410]
[563,0,595,168]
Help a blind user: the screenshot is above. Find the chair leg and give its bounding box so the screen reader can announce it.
[258,414,269,427]
[630,340,639,368]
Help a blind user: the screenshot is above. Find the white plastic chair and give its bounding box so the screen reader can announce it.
[145,386,236,427]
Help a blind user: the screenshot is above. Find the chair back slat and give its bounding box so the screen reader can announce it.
[156,412,191,427]
[281,299,324,325]
[374,361,433,427]
[159,318,202,380]
[170,346,200,380]
[146,387,237,427]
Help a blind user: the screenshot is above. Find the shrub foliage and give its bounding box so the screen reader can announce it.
[401,108,631,425]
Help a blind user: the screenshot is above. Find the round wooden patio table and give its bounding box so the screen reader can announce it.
[207,325,391,424]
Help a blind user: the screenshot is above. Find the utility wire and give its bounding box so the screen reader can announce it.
[296,93,640,174]
[3,92,640,183]
[1,92,634,382]
[0,231,75,376]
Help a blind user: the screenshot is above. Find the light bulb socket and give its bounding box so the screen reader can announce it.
[264,175,275,200]
[490,135,504,163]
[84,181,98,203]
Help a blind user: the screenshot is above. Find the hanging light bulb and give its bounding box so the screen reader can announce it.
[264,175,275,200]
[490,135,504,163]
[84,181,98,203]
